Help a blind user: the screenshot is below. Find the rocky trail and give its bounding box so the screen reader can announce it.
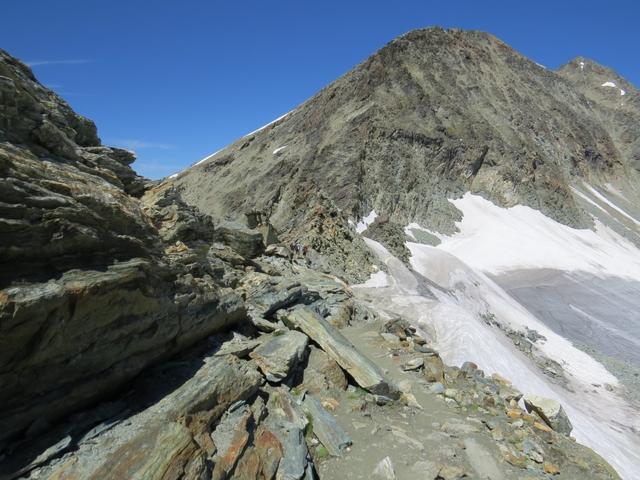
[3,241,621,479]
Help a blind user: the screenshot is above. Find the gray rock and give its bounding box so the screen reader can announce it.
[267,387,308,431]
[429,382,445,394]
[211,402,251,456]
[283,307,399,398]
[250,330,309,382]
[13,354,263,479]
[214,221,266,258]
[401,357,424,371]
[302,346,348,395]
[301,394,352,456]
[523,394,573,435]
[269,421,308,480]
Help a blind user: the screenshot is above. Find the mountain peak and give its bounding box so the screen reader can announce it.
[173,29,639,274]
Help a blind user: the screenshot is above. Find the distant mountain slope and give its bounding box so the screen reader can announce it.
[173,27,639,257]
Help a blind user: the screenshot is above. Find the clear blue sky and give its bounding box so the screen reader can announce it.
[2,0,638,179]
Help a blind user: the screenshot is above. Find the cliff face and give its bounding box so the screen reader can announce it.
[174,28,639,250]
[0,49,247,445]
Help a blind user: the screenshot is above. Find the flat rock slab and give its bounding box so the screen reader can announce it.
[268,421,309,480]
[302,394,352,457]
[250,330,309,382]
[523,394,573,435]
[266,387,308,431]
[283,307,398,398]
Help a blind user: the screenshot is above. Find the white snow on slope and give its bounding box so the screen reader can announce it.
[600,81,626,96]
[356,238,640,479]
[431,193,640,281]
[583,184,640,227]
[194,147,225,167]
[272,145,288,155]
[245,110,294,137]
[356,210,378,233]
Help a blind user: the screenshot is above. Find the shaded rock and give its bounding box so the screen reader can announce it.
[423,355,445,383]
[301,394,352,456]
[0,258,246,444]
[215,221,266,258]
[17,355,263,480]
[302,346,348,395]
[523,395,573,435]
[250,331,309,382]
[212,403,254,479]
[283,307,399,398]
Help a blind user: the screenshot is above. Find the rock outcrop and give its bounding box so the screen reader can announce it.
[0,49,247,448]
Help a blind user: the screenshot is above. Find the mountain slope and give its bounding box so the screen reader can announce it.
[173,27,639,265]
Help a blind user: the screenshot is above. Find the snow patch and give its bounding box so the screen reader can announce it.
[194,147,224,167]
[355,237,640,478]
[356,210,378,234]
[583,184,640,227]
[579,61,585,71]
[620,89,626,96]
[245,110,294,137]
[358,270,389,288]
[433,193,640,280]
[272,145,288,155]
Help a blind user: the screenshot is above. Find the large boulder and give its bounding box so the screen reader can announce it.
[249,330,309,382]
[523,395,573,435]
[283,306,399,398]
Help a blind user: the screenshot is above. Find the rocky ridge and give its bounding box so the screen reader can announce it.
[0,29,634,480]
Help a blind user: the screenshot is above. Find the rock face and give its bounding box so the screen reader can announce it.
[0,49,247,446]
[173,27,639,264]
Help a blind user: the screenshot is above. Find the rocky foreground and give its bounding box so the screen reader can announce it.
[0,29,633,479]
[2,237,621,479]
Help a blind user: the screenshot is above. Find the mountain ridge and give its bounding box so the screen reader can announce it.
[172,27,640,281]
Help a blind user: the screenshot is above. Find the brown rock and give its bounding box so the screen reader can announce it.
[302,346,348,395]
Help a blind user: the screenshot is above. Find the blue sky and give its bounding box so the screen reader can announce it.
[2,0,638,179]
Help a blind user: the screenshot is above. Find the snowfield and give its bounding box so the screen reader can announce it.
[354,189,640,479]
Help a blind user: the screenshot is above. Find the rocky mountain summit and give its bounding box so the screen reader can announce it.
[0,26,637,480]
